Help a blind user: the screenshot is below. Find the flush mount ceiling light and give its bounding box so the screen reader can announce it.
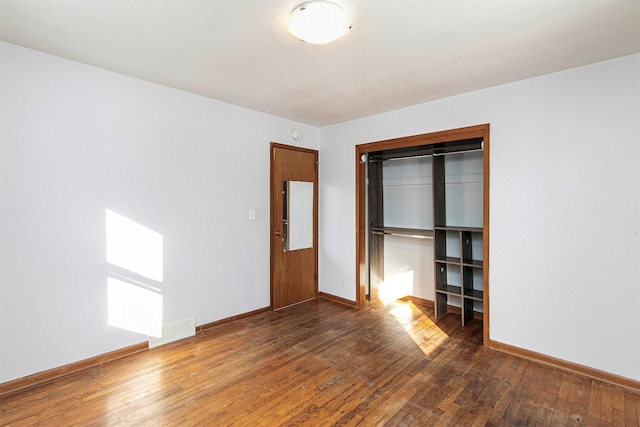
[287,1,352,44]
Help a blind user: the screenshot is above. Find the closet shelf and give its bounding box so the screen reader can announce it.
[436,256,483,267]
[463,289,484,301]
[462,259,483,268]
[436,285,462,296]
[370,227,433,238]
[435,286,484,302]
[434,225,482,233]
[435,256,462,264]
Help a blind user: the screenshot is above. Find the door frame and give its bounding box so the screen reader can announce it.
[270,142,319,310]
[355,124,490,344]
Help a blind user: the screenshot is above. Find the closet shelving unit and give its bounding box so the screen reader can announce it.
[433,226,483,324]
[367,137,484,325]
[432,145,485,325]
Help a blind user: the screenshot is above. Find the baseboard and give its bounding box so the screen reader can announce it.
[0,306,272,398]
[488,339,640,394]
[0,342,148,398]
[318,292,357,307]
[403,299,638,392]
[399,295,434,308]
[196,306,271,334]
[9,306,634,401]
[394,296,639,393]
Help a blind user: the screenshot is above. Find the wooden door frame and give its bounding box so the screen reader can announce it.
[270,142,319,310]
[355,124,490,344]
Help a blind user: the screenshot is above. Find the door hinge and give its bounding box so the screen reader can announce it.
[314,161,319,170]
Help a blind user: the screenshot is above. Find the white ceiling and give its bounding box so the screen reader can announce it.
[1,0,639,127]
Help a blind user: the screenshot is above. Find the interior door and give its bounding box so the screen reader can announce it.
[270,143,318,310]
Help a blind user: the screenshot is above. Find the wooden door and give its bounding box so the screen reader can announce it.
[270,143,318,310]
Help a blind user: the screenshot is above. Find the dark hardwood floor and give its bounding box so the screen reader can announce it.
[1,298,638,426]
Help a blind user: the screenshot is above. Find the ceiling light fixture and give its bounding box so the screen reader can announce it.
[287,1,352,45]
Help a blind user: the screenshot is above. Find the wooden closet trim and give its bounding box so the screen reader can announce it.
[355,124,490,344]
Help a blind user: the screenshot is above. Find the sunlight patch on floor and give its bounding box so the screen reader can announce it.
[386,300,449,357]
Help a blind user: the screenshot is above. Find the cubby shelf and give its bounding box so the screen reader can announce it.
[435,256,462,264]
[464,288,484,301]
[434,227,484,325]
[436,284,462,296]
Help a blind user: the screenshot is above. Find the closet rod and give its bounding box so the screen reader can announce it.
[370,153,433,162]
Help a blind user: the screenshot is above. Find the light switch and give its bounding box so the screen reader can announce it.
[249,209,256,221]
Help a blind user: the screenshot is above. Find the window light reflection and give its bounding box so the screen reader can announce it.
[106,209,163,282]
[107,277,162,337]
[106,209,164,337]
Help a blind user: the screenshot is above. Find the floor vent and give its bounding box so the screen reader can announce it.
[148,316,196,349]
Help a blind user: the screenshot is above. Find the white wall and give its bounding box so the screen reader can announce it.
[319,54,640,381]
[0,42,318,383]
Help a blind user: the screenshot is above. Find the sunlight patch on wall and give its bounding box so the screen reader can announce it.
[106,209,163,282]
[106,209,164,337]
[107,277,163,337]
[378,270,414,305]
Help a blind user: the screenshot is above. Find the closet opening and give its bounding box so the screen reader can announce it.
[355,124,490,344]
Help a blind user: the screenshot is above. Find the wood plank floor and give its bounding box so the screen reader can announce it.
[2,298,639,426]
